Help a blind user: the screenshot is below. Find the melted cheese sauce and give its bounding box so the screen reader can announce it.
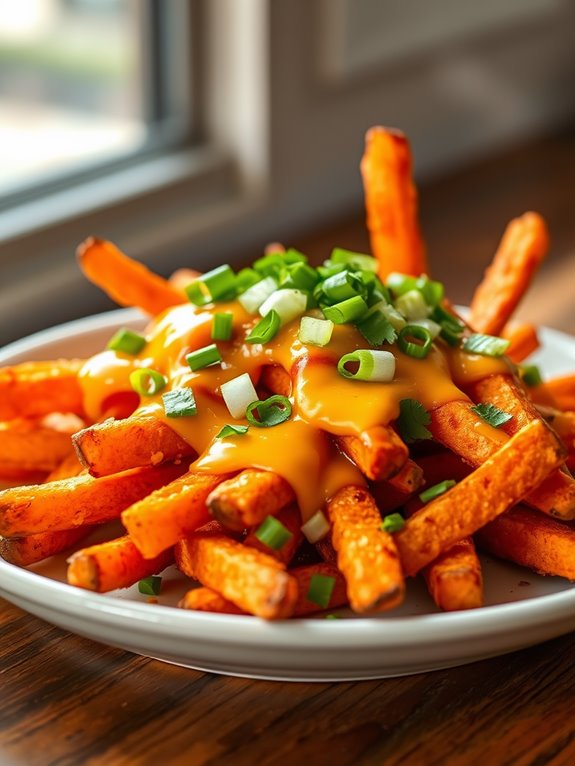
[78,300,510,518]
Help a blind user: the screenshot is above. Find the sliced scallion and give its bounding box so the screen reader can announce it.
[463,333,510,357]
[246,395,292,427]
[298,316,334,347]
[521,365,543,387]
[238,276,278,314]
[162,387,197,417]
[397,325,433,359]
[322,295,368,324]
[216,424,249,438]
[186,343,222,371]
[380,513,405,533]
[258,289,308,326]
[300,510,330,543]
[245,310,281,344]
[129,368,168,396]
[211,312,233,341]
[337,349,395,382]
[107,327,147,355]
[419,480,456,504]
[138,576,162,596]
[330,247,378,272]
[395,289,430,321]
[254,516,294,551]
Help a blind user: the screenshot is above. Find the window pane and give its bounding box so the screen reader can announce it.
[0,0,147,195]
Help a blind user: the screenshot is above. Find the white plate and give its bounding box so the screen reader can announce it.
[1,308,575,682]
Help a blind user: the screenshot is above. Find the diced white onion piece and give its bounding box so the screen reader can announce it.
[301,510,330,543]
[259,289,308,326]
[298,316,334,347]
[409,318,441,339]
[395,289,431,321]
[220,373,258,419]
[378,302,407,331]
[238,276,278,314]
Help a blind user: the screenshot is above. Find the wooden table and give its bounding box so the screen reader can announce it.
[2,130,575,766]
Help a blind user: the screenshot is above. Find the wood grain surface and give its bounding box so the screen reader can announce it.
[2,129,575,766]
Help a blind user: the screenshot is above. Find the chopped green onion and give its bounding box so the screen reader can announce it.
[245,310,281,344]
[279,262,319,291]
[416,276,444,307]
[463,333,510,357]
[138,576,162,596]
[395,289,430,321]
[318,261,347,279]
[330,247,379,272]
[380,513,405,533]
[322,295,368,324]
[307,574,336,609]
[216,424,249,438]
[238,276,278,314]
[440,322,464,347]
[419,480,456,503]
[471,403,513,428]
[283,248,308,264]
[211,312,233,341]
[235,267,261,293]
[246,395,292,427]
[431,304,465,331]
[185,281,211,306]
[298,316,334,347]
[129,368,168,396]
[202,264,236,301]
[337,349,395,382]
[386,272,418,296]
[324,614,341,620]
[379,302,407,331]
[398,398,432,443]
[300,510,330,543]
[254,515,294,550]
[409,317,441,340]
[397,325,433,359]
[253,252,285,277]
[107,327,147,355]
[186,343,222,371]
[259,289,307,326]
[220,373,258,419]
[321,271,365,303]
[162,387,197,417]
[356,309,397,346]
[520,365,543,387]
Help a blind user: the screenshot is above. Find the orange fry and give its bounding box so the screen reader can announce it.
[0,527,95,567]
[336,426,409,481]
[0,419,75,476]
[540,374,575,413]
[537,407,575,454]
[395,420,565,576]
[502,322,540,363]
[179,587,245,615]
[360,126,426,279]
[469,212,549,335]
[77,237,184,316]
[327,485,404,613]
[476,505,575,580]
[207,469,295,531]
[0,462,185,537]
[73,413,194,477]
[175,532,297,619]
[424,537,483,612]
[0,360,84,420]
[122,472,233,559]
[67,535,173,592]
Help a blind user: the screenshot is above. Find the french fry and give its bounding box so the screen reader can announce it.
[45,452,84,482]
[77,237,184,315]
[315,536,337,563]
[122,472,233,559]
[327,485,404,613]
[0,527,95,567]
[0,462,185,537]
[179,587,245,615]
[360,127,427,278]
[469,212,549,335]
[395,420,565,576]
[336,426,409,481]
[537,406,575,454]
[431,400,575,519]
[67,535,173,592]
[502,322,540,363]
[73,413,194,477]
[0,360,84,420]
[423,537,483,611]
[207,469,295,531]
[175,532,298,619]
[243,503,303,564]
[0,419,75,476]
[539,374,575,412]
[387,458,425,494]
[476,505,575,580]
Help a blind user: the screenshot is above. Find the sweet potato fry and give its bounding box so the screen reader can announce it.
[431,400,575,519]
[540,374,575,413]
[0,527,95,567]
[395,420,565,576]
[327,485,404,613]
[423,537,483,611]
[469,212,549,335]
[175,533,297,619]
[0,462,185,537]
[122,472,233,559]
[476,505,575,580]
[360,127,427,278]
[207,469,295,531]
[0,419,75,476]
[243,503,303,564]
[67,535,173,592]
[77,237,184,316]
[73,413,194,477]
[315,536,337,563]
[336,426,409,481]
[387,458,425,494]
[502,322,540,363]
[260,365,291,397]
[0,360,84,420]
[179,587,245,615]
[45,452,84,482]
[537,406,575,454]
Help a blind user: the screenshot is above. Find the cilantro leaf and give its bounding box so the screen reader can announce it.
[470,403,513,428]
[398,398,432,443]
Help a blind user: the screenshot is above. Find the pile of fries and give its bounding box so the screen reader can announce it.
[1,126,575,620]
